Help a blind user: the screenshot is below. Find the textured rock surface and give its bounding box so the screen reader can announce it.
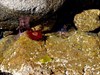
[74,9,100,31]
[0,0,64,30]
[0,30,100,75]
[0,0,64,14]
[0,35,16,64]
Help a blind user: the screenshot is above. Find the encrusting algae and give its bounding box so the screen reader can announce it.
[0,30,100,75]
[74,9,100,31]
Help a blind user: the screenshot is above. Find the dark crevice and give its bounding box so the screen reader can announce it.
[89,27,100,33]
[30,9,55,27]
[0,71,13,75]
[52,0,100,32]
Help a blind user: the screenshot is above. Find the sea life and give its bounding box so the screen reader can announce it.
[39,55,53,64]
[16,15,30,33]
[17,15,43,41]
[58,24,68,37]
[26,28,42,41]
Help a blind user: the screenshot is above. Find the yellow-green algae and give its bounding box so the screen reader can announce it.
[39,55,53,64]
[0,31,100,75]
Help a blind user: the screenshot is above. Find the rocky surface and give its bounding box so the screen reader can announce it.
[0,4,100,74]
[0,30,100,75]
[74,9,100,31]
[0,0,64,30]
[0,35,16,64]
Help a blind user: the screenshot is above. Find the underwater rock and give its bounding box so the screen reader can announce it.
[74,9,100,31]
[0,0,64,30]
[3,31,13,37]
[0,32,53,75]
[32,19,56,32]
[0,35,16,64]
[0,20,18,30]
[0,31,100,75]
[98,32,100,37]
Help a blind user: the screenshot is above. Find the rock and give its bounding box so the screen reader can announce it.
[0,30,100,75]
[0,19,18,30]
[32,19,56,32]
[3,31,13,37]
[98,32,100,37]
[74,9,100,31]
[0,32,52,75]
[0,0,64,30]
[0,35,16,64]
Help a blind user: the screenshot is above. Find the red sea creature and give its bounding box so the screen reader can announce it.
[17,15,43,41]
[26,29,42,41]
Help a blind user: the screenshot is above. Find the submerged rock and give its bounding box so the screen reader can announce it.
[0,0,64,30]
[0,35,16,64]
[0,0,64,15]
[0,30,100,75]
[74,9,100,31]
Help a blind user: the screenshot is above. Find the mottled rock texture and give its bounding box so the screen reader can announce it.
[0,0,64,30]
[0,30,100,75]
[74,9,100,31]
